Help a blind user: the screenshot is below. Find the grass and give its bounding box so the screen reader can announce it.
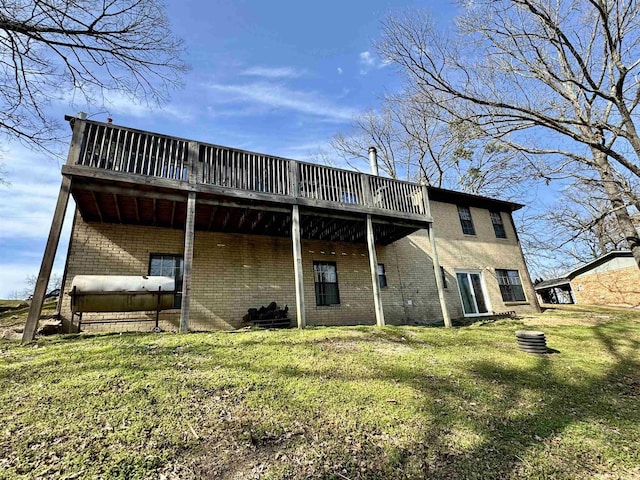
[1,305,639,479]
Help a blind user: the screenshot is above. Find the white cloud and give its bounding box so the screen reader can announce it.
[358,51,390,75]
[337,67,343,75]
[241,66,306,79]
[206,82,358,123]
[359,51,376,67]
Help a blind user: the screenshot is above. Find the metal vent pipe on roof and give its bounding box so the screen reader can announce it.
[368,146,379,176]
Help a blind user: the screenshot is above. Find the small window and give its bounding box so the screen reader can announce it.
[313,261,340,306]
[433,266,448,288]
[149,254,183,308]
[490,211,507,238]
[377,264,387,288]
[457,206,476,235]
[496,269,526,302]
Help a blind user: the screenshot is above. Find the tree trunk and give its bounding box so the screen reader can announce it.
[592,149,640,269]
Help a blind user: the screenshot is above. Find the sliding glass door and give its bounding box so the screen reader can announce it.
[456,271,489,316]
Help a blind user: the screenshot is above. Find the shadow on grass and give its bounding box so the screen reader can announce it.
[7,320,640,478]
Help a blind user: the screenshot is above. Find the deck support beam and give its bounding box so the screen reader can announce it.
[23,118,86,342]
[180,141,199,333]
[291,205,306,329]
[427,224,451,328]
[366,214,385,327]
[22,177,72,341]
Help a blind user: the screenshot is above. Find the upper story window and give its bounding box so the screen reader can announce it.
[149,253,183,308]
[490,211,507,239]
[313,261,340,306]
[495,269,526,302]
[457,206,476,235]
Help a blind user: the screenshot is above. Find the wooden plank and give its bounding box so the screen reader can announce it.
[152,198,157,226]
[22,179,72,340]
[134,197,140,223]
[187,141,200,185]
[291,205,306,329]
[23,120,88,341]
[170,200,176,227]
[427,225,452,328]
[55,208,78,317]
[366,214,385,327]
[421,183,431,217]
[91,191,103,222]
[207,205,218,231]
[113,193,122,223]
[196,197,291,214]
[72,180,187,203]
[295,197,430,223]
[180,191,196,333]
[61,164,195,192]
[289,160,300,197]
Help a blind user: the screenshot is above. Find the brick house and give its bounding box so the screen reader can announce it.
[23,117,539,340]
[535,251,640,307]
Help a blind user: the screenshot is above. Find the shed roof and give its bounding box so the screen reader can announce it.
[534,278,571,291]
[566,250,634,278]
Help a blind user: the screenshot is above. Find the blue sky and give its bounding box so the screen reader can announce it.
[0,1,463,297]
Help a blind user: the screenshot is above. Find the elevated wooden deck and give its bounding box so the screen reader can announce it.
[62,119,431,245]
[22,117,450,340]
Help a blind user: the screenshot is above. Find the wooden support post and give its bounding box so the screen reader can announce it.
[366,214,385,327]
[291,205,306,328]
[180,191,196,333]
[427,224,452,328]
[289,160,300,197]
[361,173,373,207]
[22,178,72,341]
[22,118,86,342]
[180,140,199,333]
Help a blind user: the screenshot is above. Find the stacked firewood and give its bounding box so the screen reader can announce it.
[243,302,290,328]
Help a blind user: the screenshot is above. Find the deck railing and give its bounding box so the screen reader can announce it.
[76,121,429,217]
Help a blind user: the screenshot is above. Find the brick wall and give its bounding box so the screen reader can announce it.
[424,201,539,318]
[60,199,538,332]
[571,266,640,307]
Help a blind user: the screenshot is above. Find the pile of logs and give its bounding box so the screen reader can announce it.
[243,302,290,329]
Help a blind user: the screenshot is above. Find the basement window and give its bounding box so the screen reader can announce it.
[313,261,340,306]
[457,206,476,235]
[490,211,507,239]
[496,269,526,302]
[377,264,387,288]
[149,254,184,308]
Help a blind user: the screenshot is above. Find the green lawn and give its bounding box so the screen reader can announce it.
[1,306,639,479]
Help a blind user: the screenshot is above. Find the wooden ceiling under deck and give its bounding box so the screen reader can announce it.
[71,179,425,246]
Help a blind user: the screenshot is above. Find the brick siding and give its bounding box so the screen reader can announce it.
[60,199,538,332]
[571,266,640,307]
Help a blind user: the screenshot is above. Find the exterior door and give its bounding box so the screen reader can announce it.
[456,271,489,316]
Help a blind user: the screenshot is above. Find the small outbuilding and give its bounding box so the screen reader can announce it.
[535,251,640,307]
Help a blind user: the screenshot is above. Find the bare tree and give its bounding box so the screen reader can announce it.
[534,179,636,263]
[0,0,188,150]
[23,272,62,297]
[377,1,640,268]
[332,92,532,198]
